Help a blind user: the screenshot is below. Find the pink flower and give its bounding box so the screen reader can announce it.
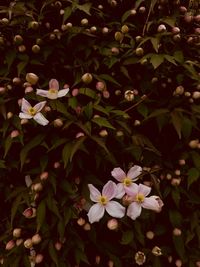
[126,183,161,220]
[19,98,49,126]
[36,79,69,99]
[87,181,125,223]
[111,166,142,198]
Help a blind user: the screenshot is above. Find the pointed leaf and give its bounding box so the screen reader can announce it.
[36,201,46,232]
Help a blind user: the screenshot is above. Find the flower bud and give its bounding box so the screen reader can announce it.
[103,90,110,98]
[72,88,79,96]
[23,207,37,218]
[135,47,144,56]
[26,73,39,85]
[21,118,29,125]
[152,246,162,256]
[102,27,109,34]
[95,255,101,264]
[76,132,85,138]
[24,239,33,249]
[32,44,40,53]
[13,35,23,44]
[81,73,93,84]
[124,90,134,101]
[96,81,106,91]
[173,228,182,236]
[32,234,42,245]
[179,6,187,13]
[135,251,146,265]
[18,45,26,52]
[121,25,129,34]
[77,217,86,226]
[13,228,22,238]
[116,130,124,137]
[0,87,6,94]
[99,129,108,137]
[171,27,180,34]
[13,77,21,85]
[40,171,48,180]
[171,178,181,186]
[29,21,39,30]
[178,159,185,165]
[108,260,114,267]
[175,85,184,95]
[175,169,181,176]
[7,112,13,119]
[189,139,199,149]
[175,259,182,267]
[107,218,118,230]
[146,231,154,239]
[55,241,62,251]
[193,91,200,99]
[111,47,120,55]
[90,26,97,33]
[16,238,23,246]
[134,120,141,126]
[114,31,124,42]
[5,240,15,250]
[81,18,88,26]
[11,130,20,139]
[35,254,44,264]
[25,86,34,94]
[53,118,63,127]
[157,24,166,32]
[32,182,43,192]
[83,223,91,231]
[54,162,61,169]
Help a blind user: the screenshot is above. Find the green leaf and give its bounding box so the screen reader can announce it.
[96,74,121,86]
[70,136,87,161]
[145,108,169,120]
[11,195,22,225]
[63,6,72,23]
[76,3,92,15]
[164,54,177,65]
[75,249,89,265]
[36,201,46,232]
[187,168,200,189]
[0,160,5,168]
[5,50,16,70]
[173,235,186,260]
[79,87,97,99]
[160,16,176,27]
[169,209,182,227]
[17,61,28,76]
[150,54,164,69]
[171,110,182,139]
[20,134,46,169]
[121,230,134,244]
[3,135,12,158]
[150,37,160,53]
[49,241,59,266]
[190,151,200,170]
[121,10,132,23]
[92,117,115,130]
[48,138,67,152]
[93,105,109,115]
[62,142,73,168]
[173,50,184,63]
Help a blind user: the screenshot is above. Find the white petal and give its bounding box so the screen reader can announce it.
[111,167,126,182]
[127,202,142,220]
[88,184,101,202]
[138,183,151,197]
[57,88,69,98]
[47,92,58,99]
[49,79,59,90]
[21,98,31,113]
[127,165,142,181]
[33,101,46,112]
[19,112,32,119]
[105,201,125,218]
[25,175,32,187]
[142,196,160,211]
[124,183,139,197]
[36,89,49,97]
[115,183,125,199]
[33,113,49,126]
[102,180,117,200]
[87,203,105,223]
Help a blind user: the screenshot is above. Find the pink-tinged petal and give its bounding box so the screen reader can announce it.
[36,89,49,97]
[138,183,151,197]
[33,113,49,126]
[88,184,101,202]
[19,112,32,119]
[21,98,31,113]
[124,183,139,197]
[111,167,126,182]
[127,165,142,181]
[105,201,125,218]
[33,101,47,112]
[102,180,117,200]
[49,79,59,90]
[127,202,142,220]
[150,196,164,211]
[142,196,160,211]
[57,88,69,98]
[87,203,105,223]
[115,183,125,199]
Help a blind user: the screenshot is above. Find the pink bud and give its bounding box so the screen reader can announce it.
[25,86,33,94]
[0,87,6,94]
[31,233,42,244]
[21,119,29,125]
[95,255,101,264]
[7,112,13,119]
[18,98,23,106]
[13,228,22,238]
[96,81,106,91]
[54,162,61,169]
[83,223,91,231]
[23,207,36,218]
[76,132,85,138]
[102,90,110,98]
[107,219,118,230]
[40,171,49,180]
[5,240,15,250]
[157,24,166,32]
[173,228,182,236]
[10,130,20,139]
[32,182,43,192]
[77,217,86,226]
[53,118,63,127]
[72,88,79,96]
[55,241,62,251]
[35,254,44,264]
[16,238,23,246]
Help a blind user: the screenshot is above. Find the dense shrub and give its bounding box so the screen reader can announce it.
[0,0,200,266]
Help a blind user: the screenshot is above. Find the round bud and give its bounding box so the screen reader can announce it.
[13,35,23,44]
[193,91,200,99]
[16,238,23,246]
[81,18,88,26]
[83,223,91,231]
[121,25,129,34]
[152,246,162,256]
[29,21,39,30]
[184,14,193,23]
[130,9,137,15]
[0,87,6,94]
[102,90,110,98]
[77,217,86,226]
[135,35,142,42]
[5,240,15,250]
[81,73,93,84]
[95,255,101,264]
[12,77,21,85]
[102,27,109,34]
[124,90,134,101]
[138,6,146,13]
[76,132,85,138]
[90,26,97,33]
[10,130,20,139]
[157,24,166,32]
[7,112,13,119]
[179,6,187,13]
[24,239,33,249]
[40,171,48,180]
[54,162,61,169]
[175,85,184,95]
[175,259,182,267]
[189,139,199,148]
[146,231,154,239]
[25,86,34,94]
[33,182,43,192]
[96,81,106,91]
[173,228,182,236]
[171,178,181,186]
[173,34,181,42]
[1,18,9,25]
[99,129,108,137]
[32,44,40,53]
[114,31,124,42]
[135,47,144,56]
[35,254,44,264]
[53,118,63,127]
[18,45,26,52]
[26,73,39,85]
[31,234,42,245]
[55,241,62,251]
[107,219,118,230]
[111,47,120,55]
[66,22,72,28]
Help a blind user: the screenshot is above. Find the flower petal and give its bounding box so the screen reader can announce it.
[49,79,59,90]
[115,183,125,199]
[33,101,46,112]
[127,202,142,220]
[33,113,49,126]
[151,195,164,211]
[102,180,117,200]
[111,167,126,182]
[142,196,160,211]
[57,88,69,98]
[87,203,105,223]
[88,184,101,202]
[138,183,151,197]
[105,201,125,218]
[124,183,139,197]
[127,165,142,181]
[19,112,32,119]
[36,89,49,97]
[21,98,31,113]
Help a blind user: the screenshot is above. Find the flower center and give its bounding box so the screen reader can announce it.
[48,88,58,95]
[99,195,108,205]
[123,177,132,186]
[28,107,36,116]
[136,193,144,203]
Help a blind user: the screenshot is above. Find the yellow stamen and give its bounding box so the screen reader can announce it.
[136,193,144,203]
[123,177,132,186]
[48,88,58,94]
[99,195,108,205]
[28,107,36,116]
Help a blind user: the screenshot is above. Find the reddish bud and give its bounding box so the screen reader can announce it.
[5,240,15,250]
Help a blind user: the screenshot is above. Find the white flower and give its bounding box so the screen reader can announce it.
[126,183,161,220]
[36,79,69,99]
[111,166,142,198]
[87,181,125,223]
[19,98,49,126]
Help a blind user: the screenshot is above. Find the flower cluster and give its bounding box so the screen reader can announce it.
[87,166,163,223]
[19,79,69,126]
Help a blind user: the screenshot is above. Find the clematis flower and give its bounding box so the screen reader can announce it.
[126,183,161,220]
[87,180,125,223]
[111,166,142,198]
[19,98,49,126]
[36,79,69,99]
